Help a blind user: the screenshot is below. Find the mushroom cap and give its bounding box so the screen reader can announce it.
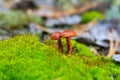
[51,32,61,40]
[61,30,77,38]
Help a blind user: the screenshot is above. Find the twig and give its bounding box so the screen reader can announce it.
[35,24,52,34]
[29,23,64,34]
[29,19,97,35]
[107,30,114,58]
[107,29,119,58]
[34,2,103,18]
[74,19,97,35]
[112,29,119,54]
[56,2,103,18]
[90,47,100,56]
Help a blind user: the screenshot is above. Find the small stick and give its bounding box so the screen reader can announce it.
[107,29,119,58]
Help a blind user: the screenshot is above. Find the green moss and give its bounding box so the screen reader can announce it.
[81,11,105,23]
[0,11,43,29]
[0,35,120,80]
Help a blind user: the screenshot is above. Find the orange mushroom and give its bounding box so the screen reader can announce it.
[51,32,63,53]
[61,30,77,54]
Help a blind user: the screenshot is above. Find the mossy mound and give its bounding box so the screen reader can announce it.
[0,35,120,80]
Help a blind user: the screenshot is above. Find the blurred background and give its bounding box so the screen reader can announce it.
[0,0,120,58]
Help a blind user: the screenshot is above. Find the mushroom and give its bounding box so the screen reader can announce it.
[61,30,77,54]
[51,32,63,53]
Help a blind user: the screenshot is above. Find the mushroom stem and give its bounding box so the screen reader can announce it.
[58,38,63,53]
[66,37,72,54]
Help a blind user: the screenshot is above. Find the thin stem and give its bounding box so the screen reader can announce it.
[66,37,72,54]
[58,38,63,53]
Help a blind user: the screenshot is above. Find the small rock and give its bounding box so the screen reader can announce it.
[45,15,81,27]
[112,54,120,62]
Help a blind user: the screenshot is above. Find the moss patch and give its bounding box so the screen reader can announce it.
[81,11,105,23]
[0,35,120,80]
[0,11,43,29]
